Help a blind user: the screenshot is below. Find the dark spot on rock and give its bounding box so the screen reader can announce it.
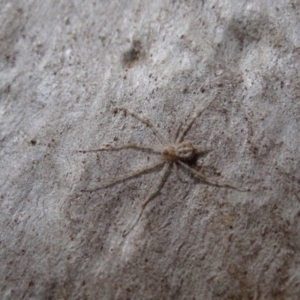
[122,40,144,68]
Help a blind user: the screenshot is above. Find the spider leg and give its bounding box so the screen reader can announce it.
[122,162,172,237]
[176,96,218,143]
[194,145,211,155]
[294,192,300,202]
[118,108,168,144]
[178,161,248,192]
[81,161,165,192]
[79,143,158,154]
[172,123,182,143]
[174,162,190,183]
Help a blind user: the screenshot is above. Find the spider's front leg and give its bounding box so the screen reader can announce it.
[81,161,165,192]
[79,143,157,153]
[118,108,168,145]
[176,96,218,143]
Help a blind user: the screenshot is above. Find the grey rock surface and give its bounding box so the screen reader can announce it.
[1,0,300,299]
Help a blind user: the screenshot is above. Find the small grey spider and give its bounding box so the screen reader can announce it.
[80,98,247,236]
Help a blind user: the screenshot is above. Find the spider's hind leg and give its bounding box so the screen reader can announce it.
[122,162,172,237]
[178,161,248,192]
[174,162,191,183]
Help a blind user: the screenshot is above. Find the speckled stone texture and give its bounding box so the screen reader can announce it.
[1,1,300,299]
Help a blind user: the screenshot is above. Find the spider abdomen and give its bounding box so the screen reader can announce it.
[176,141,196,160]
[162,141,196,161]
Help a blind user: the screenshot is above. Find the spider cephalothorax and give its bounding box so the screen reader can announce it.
[80,99,247,236]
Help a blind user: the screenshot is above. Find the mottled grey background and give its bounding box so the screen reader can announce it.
[1,0,300,299]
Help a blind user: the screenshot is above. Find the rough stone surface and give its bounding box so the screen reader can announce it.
[1,0,300,299]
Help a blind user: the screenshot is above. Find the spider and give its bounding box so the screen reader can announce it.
[79,98,247,236]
